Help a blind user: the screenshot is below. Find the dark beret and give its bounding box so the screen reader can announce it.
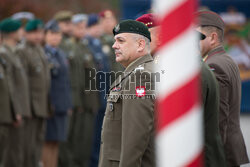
[25,19,44,32]
[136,13,159,28]
[45,19,60,32]
[87,14,99,27]
[0,18,21,33]
[195,10,225,31]
[113,19,151,41]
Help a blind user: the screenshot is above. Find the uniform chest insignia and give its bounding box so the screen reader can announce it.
[135,65,144,71]
[209,67,215,71]
[135,86,146,97]
[112,87,121,92]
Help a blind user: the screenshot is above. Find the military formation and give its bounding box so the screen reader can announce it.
[0,8,249,167]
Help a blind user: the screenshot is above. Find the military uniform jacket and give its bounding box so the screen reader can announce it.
[201,63,226,167]
[205,46,249,166]
[0,50,13,124]
[68,39,100,112]
[16,42,50,118]
[44,45,72,114]
[99,54,155,167]
[0,44,31,123]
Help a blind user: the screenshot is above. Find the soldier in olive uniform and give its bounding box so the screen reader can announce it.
[66,14,100,167]
[136,13,160,58]
[0,54,9,165]
[16,19,50,167]
[196,11,249,167]
[0,18,31,167]
[99,10,124,76]
[12,12,35,43]
[201,62,227,167]
[98,20,155,167]
[54,10,74,57]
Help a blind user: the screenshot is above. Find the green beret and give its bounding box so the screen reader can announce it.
[54,10,73,22]
[113,20,151,41]
[0,18,21,33]
[25,19,44,32]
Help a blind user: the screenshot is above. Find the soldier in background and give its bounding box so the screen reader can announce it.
[16,19,50,167]
[12,12,35,43]
[0,18,30,167]
[87,14,111,167]
[99,10,124,76]
[136,13,160,58]
[196,10,249,166]
[67,13,100,167]
[42,19,72,167]
[54,10,74,57]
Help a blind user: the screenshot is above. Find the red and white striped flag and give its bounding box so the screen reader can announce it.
[153,0,203,166]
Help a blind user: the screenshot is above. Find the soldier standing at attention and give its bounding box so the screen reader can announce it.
[99,10,124,75]
[16,19,50,167]
[98,20,155,167]
[69,13,100,167]
[54,10,74,57]
[0,18,30,167]
[42,19,72,167]
[196,10,249,167]
[136,13,160,58]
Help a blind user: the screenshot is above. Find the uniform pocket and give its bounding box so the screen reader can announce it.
[106,92,122,120]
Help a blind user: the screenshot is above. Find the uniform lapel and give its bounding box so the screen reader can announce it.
[109,54,153,91]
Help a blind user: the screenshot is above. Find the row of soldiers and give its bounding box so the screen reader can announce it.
[0,10,122,167]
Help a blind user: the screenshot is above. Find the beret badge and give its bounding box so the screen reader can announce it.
[114,24,120,33]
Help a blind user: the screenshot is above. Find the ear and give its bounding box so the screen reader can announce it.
[137,38,146,52]
[210,32,218,46]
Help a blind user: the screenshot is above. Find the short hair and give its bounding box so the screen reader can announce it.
[133,33,151,53]
[201,25,224,43]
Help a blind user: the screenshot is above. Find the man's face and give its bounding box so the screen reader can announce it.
[149,27,159,55]
[58,21,73,36]
[45,30,62,47]
[10,29,22,42]
[101,16,117,34]
[87,23,102,38]
[196,27,212,58]
[72,21,87,39]
[25,29,44,45]
[112,33,139,67]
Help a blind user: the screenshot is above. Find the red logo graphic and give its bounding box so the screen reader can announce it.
[135,86,146,97]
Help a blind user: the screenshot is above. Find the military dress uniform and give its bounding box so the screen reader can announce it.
[16,40,50,167]
[67,38,100,167]
[0,44,31,167]
[201,62,227,167]
[205,46,249,166]
[0,49,13,164]
[196,10,249,166]
[99,54,156,167]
